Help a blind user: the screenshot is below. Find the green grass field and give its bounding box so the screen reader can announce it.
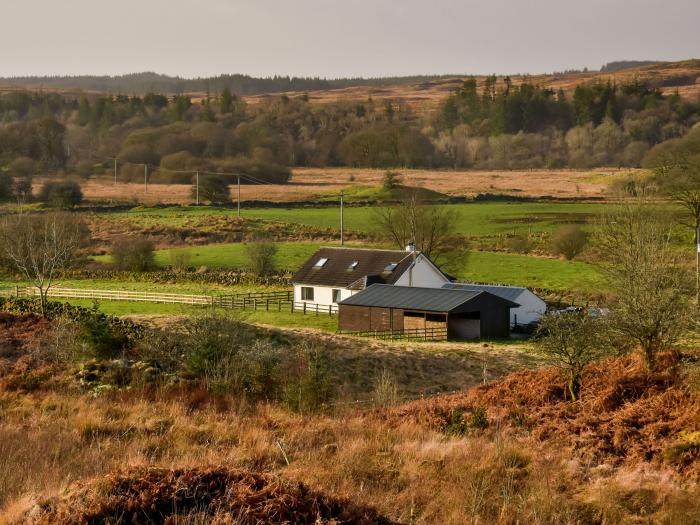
[108,201,613,237]
[89,241,604,293]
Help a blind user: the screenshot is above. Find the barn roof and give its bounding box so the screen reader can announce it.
[339,284,519,313]
[441,282,530,302]
[292,247,418,288]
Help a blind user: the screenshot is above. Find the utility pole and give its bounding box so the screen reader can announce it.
[113,158,117,185]
[340,190,344,246]
[697,226,699,306]
[237,175,241,218]
[144,164,148,193]
[195,171,199,205]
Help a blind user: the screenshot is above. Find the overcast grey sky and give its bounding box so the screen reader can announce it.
[2,0,698,78]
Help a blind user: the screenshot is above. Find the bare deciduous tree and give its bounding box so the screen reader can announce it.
[375,189,458,261]
[0,212,87,316]
[594,203,693,369]
[535,312,609,401]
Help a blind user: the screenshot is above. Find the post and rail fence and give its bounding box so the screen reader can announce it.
[338,326,448,342]
[4,286,338,316]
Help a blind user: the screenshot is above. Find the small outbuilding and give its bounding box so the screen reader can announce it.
[442,283,546,328]
[338,284,519,340]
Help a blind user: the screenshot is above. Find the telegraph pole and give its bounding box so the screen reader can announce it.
[113,158,117,185]
[195,171,199,205]
[340,190,344,246]
[697,226,699,306]
[144,164,148,193]
[237,175,241,218]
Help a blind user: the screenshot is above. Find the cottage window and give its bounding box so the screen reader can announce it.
[332,289,341,303]
[313,258,329,268]
[301,287,314,301]
[383,263,398,273]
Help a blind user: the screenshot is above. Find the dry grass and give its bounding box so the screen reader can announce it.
[50,167,625,206]
[2,390,699,524]
[1,314,699,523]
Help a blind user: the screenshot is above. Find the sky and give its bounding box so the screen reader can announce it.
[1,0,698,78]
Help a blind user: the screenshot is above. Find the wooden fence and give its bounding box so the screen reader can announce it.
[10,286,338,316]
[19,286,214,305]
[338,326,448,341]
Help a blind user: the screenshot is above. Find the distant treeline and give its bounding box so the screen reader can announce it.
[0,72,457,96]
[0,76,699,178]
[600,61,659,73]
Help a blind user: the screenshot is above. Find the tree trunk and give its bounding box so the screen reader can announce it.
[568,371,581,402]
[39,287,47,317]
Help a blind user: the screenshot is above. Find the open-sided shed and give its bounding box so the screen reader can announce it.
[338,284,519,340]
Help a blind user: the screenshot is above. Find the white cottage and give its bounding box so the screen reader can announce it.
[441,282,546,328]
[292,246,450,309]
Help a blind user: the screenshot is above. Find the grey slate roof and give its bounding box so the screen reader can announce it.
[292,247,416,288]
[442,282,527,302]
[339,284,518,312]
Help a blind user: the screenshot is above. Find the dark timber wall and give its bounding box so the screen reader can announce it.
[339,292,512,339]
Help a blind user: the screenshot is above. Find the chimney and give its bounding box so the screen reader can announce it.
[405,242,416,253]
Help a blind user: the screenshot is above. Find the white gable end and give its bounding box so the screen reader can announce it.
[394,254,450,288]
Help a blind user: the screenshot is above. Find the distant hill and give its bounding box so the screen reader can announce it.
[0,72,457,97]
[0,60,698,110]
[600,60,660,72]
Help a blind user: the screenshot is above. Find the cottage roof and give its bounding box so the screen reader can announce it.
[292,247,419,288]
[442,282,531,302]
[339,284,519,313]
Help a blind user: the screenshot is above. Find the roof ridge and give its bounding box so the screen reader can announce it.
[318,246,412,254]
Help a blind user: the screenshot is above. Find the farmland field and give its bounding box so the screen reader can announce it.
[107,201,610,236]
[54,166,631,206]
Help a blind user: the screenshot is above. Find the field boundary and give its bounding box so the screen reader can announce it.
[9,286,338,316]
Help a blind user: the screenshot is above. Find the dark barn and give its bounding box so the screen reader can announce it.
[338,284,518,340]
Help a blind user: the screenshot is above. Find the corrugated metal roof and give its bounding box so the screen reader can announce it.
[340,284,487,312]
[442,282,527,302]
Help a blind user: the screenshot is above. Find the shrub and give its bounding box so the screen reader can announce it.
[79,306,129,360]
[283,346,334,413]
[551,224,588,260]
[37,180,83,208]
[382,170,400,190]
[245,240,278,276]
[111,237,156,271]
[194,174,230,204]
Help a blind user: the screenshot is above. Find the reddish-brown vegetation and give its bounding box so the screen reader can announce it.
[384,352,700,477]
[22,467,396,525]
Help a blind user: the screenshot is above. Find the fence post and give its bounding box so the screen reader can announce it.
[253,298,257,311]
[303,302,307,315]
[15,286,18,298]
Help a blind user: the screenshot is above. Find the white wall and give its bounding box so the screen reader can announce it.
[394,254,449,288]
[293,284,356,308]
[510,291,546,326]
